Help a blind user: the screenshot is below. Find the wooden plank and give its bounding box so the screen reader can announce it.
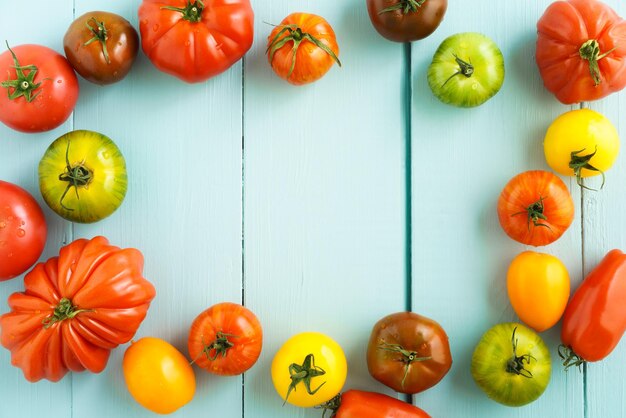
[69,1,244,417]
[243,1,407,417]
[0,2,74,417]
[411,1,584,417]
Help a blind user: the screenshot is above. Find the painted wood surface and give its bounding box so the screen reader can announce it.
[0,0,625,417]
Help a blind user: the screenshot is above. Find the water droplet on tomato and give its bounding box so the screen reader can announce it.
[103,151,110,159]
[184,40,191,47]
[17,228,25,237]
[0,221,6,229]
[153,24,160,31]
[20,221,25,226]
[57,79,62,84]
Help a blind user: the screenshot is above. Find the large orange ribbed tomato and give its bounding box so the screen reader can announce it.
[0,236,156,382]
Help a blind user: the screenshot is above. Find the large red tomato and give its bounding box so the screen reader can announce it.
[0,181,47,281]
[0,44,79,133]
[138,0,254,83]
[536,0,626,104]
[0,236,156,382]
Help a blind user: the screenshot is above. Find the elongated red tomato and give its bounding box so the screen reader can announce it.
[138,0,254,83]
[536,0,626,104]
[0,236,156,382]
[497,170,574,246]
[560,250,626,368]
[324,390,431,418]
[188,302,262,375]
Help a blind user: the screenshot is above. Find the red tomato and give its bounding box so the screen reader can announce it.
[497,170,574,247]
[267,13,341,85]
[0,44,79,133]
[138,0,254,83]
[188,302,262,375]
[536,0,626,104]
[0,181,47,281]
[560,250,626,368]
[323,390,431,418]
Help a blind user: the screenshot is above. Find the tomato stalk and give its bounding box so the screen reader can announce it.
[266,24,341,79]
[284,353,326,405]
[84,17,111,64]
[506,327,535,378]
[0,42,43,102]
[195,331,238,361]
[511,196,551,231]
[378,341,431,389]
[579,39,617,86]
[441,54,474,87]
[379,0,427,14]
[161,0,204,23]
[58,139,94,211]
[557,345,585,372]
[569,146,605,190]
[42,297,92,328]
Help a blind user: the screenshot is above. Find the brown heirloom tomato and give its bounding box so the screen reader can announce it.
[366,0,447,43]
[367,312,452,394]
[64,11,139,85]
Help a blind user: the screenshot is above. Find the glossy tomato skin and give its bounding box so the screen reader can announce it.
[472,323,551,407]
[267,13,340,85]
[544,109,619,187]
[123,337,196,414]
[188,302,262,375]
[428,32,504,107]
[271,332,347,407]
[367,312,451,394]
[138,0,254,83]
[0,237,156,382]
[331,390,431,418]
[0,181,47,281]
[497,170,574,246]
[366,0,447,43]
[39,130,127,223]
[0,44,79,133]
[561,250,626,363]
[536,0,626,104]
[507,251,570,332]
[64,11,139,85]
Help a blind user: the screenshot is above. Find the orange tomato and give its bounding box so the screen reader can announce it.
[267,13,340,85]
[497,170,574,246]
[507,251,570,332]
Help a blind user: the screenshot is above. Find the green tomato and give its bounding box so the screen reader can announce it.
[428,32,505,107]
[39,130,127,223]
[471,323,551,407]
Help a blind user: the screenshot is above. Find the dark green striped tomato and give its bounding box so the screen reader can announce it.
[428,32,505,107]
[471,323,551,407]
[39,130,127,223]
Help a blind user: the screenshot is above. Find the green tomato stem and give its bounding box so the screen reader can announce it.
[569,146,605,191]
[161,0,204,23]
[0,42,43,102]
[42,298,92,328]
[283,354,326,405]
[83,17,111,64]
[579,39,617,86]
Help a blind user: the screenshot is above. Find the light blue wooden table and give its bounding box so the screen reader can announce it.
[1,0,625,417]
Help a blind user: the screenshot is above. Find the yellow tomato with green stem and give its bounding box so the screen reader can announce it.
[507,251,570,332]
[271,332,347,407]
[544,109,619,190]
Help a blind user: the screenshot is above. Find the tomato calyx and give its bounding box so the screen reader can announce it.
[266,24,342,79]
[84,17,111,64]
[579,40,617,86]
[317,393,341,418]
[558,344,586,372]
[161,0,204,23]
[195,331,238,362]
[569,146,605,190]
[42,297,92,328]
[505,327,535,378]
[441,54,474,87]
[284,353,327,405]
[511,196,551,231]
[378,341,431,389]
[379,0,427,15]
[0,42,44,102]
[58,139,94,211]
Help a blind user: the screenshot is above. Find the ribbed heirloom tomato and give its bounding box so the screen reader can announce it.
[497,170,574,246]
[188,302,262,375]
[138,0,254,83]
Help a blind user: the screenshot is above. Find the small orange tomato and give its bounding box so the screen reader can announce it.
[497,170,574,246]
[267,13,340,85]
[507,251,570,332]
[123,337,196,414]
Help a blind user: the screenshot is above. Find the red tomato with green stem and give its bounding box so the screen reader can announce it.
[267,13,341,85]
[188,302,263,376]
[0,43,79,133]
[138,0,254,83]
[321,390,431,418]
[0,181,47,281]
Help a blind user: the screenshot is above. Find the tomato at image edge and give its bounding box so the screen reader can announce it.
[366,0,448,43]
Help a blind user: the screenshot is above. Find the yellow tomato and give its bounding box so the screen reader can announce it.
[123,337,196,414]
[507,251,570,332]
[544,109,619,188]
[271,332,347,407]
